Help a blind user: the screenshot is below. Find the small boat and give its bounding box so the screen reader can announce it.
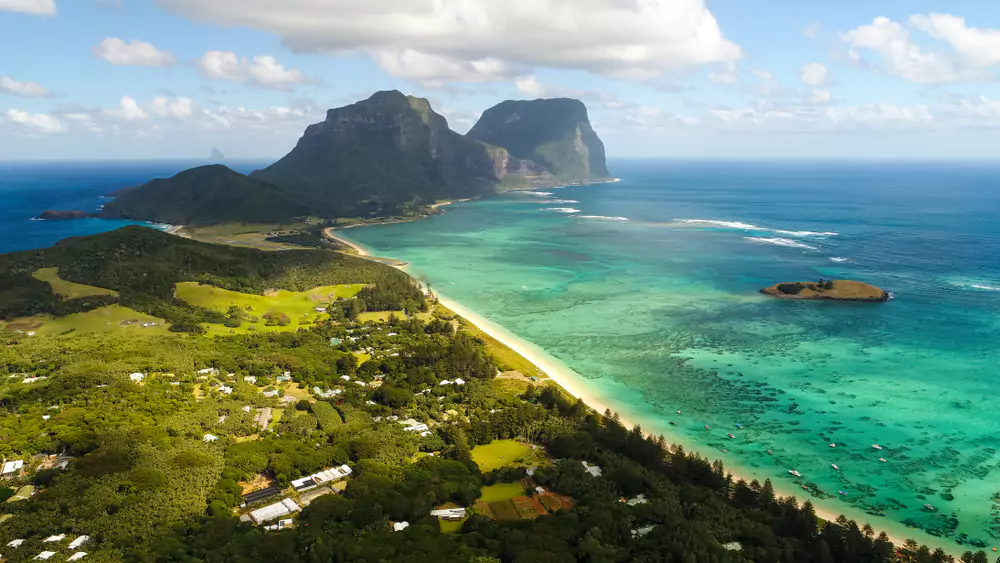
[668,421,676,425]
[839,490,848,496]
[521,285,527,290]
[676,410,681,415]
[789,470,802,477]
[734,424,743,429]
[802,485,809,490]
[722,449,728,453]
[727,433,735,439]
[924,504,935,512]
[878,458,887,463]
[872,444,883,450]
[831,464,840,471]
[705,425,710,430]
[766,450,772,455]
[829,443,837,448]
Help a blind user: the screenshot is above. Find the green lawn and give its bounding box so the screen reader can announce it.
[3,305,169,337]
[182,222,313,250]
[357,311,406,323]
[480,482,525,503]
[471,440,538,472]
[32,267,118,299]
[176,282,365,335]
[439,518,466,534]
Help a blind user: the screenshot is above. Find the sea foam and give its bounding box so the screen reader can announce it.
[577,215,630,221]
[829,257,850,263]
[678,219,838,238]
[543,208,582,214]
[744,237,817,250]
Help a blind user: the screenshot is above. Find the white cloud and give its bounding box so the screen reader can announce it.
[105,96,150,120]
[802,23,822,39]
[627,106,698,128]
[150,96,195,119]
[198,51,307,89]
[0,0,55,15]
[0,76,52,98]
[709,101,933,131]
[160,0,742,85]
[808,90,832,104]
[93,38,176,67]
[800,62,830,86]
[708,71,739,84]
[514,75,546,97]
[841,15,1000,84]
[4,108,63,133]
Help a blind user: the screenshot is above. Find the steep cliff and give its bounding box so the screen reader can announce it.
[250,91,499,217]
[466,98,611,183]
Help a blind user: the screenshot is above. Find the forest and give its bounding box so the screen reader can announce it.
[0,230,993,563]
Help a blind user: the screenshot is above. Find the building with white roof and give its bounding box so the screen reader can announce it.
[68,553,88,561]
[430,507,466,521]
[2,459,24,476]
[129,373,145,382]
[453,378,466,385]
[218,385,233,395]
[42,535,65,543]
[392,521,410,532]
[35,552,56,560]
[7,539,24,548]
[250,498,301,525]
[203,434,219,442]
[243,376,257,384]
[67,536,89,549]
[582,461,602,477]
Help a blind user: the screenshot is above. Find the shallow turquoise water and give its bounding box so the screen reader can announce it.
[343,159,1000,551]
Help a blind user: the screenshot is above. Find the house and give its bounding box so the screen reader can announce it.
[291,476,318,493]
[386,332,397,337]
[243,376,257,384]
[197,368,218,376]
[276,375,291,383]
[7,539,24,548]
[722,542,743,551]
[392,521,410,532]
[631,525,655,538]
[43,535,65,543]
[453,378,466,386]
[34,552,56,560]
[535,486,545,494]
[525,466,537,477]
[419,431,433,437]
[218,385,233,395]
[3,459,24,477]
[242,406,253,412]
[314,307,327,313]
[626,494,648,506]
[218,415,227,424]
[68,536,89,550]
[68,553,87,561]
[250,498,301,525]
[429,508,466,521]
[340,375,351,381]
[262,390,279,398]
[42,415,50,421]
[203,434,219,442]
[438,380,452,386]
[264,518,294,531]
[582,461,602,477]
[329,338,342,346]
[242,486,281,507]
[128,373,145,383]
[354,381,366,387]
[399,419,429,433]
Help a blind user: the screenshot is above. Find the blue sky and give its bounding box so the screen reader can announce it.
[3,0,1000,159]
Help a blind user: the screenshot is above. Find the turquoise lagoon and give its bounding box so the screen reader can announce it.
[343,159,1000,552]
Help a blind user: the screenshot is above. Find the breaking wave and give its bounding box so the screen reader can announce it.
[744,237,817,250]
[543,208,582,214]
[829,257,850,263]
[576,215,630,221]
[677,219,838,238]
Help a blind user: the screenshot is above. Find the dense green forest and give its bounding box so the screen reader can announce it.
[0,232,992,563]
[0,227,421,332]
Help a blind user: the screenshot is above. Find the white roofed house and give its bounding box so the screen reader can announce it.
[250,498,301,525]
[218,385,233,395]
[453,378,466,386]
[582,461,602,477]
[7,539,24,548]
[42,535,65,543]
[203,434,219,442]
[128,373,145,383]
[392,521,410,532]
[34,552,57,560]
[2,459,25,477]
[67,553,88,561]
[243,376,257,385]
[67,536,89,549]
[429,507,466,521]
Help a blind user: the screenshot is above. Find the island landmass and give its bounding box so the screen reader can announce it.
[761,279,889,302]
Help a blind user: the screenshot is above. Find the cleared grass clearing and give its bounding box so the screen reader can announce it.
[439,519,465,534]
[181,222,312,251]
[357,310,406,323]
[471,440,541,473]
[32,268,118,299]
[176,282,365,335]
[2,305,169,337]
[480,482,525,503]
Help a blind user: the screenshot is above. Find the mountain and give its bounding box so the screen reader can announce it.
[100,165,310,226]
[209,147,225,161]
[250,90,500,218]
[467,98,611,183]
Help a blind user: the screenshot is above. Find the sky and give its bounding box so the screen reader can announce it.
[3,0,1000,159]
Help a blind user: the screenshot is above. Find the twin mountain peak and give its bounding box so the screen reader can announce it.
[96,91,612,226]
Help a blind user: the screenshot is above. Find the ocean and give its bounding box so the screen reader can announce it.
[3,158,999,552]
[341,159,1000,552]
[0,160,267,254]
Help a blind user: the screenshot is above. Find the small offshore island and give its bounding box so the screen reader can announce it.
[761,279,890,302]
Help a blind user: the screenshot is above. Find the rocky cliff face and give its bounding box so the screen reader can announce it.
[250,91,499,217]
[466,98,611,184]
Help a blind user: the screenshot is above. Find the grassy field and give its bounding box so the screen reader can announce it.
[2,305,169,337]
[454,314,544,378]
[471,440,541,472]
[357,311,406,323]
[438,519,465,534]
[32,268,118,299]
[180,222,313,250]
[480,482,525,503]
[176,282,365,335]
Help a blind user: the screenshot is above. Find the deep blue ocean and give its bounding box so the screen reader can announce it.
[0,160,267,253]
[3,158,1000,552]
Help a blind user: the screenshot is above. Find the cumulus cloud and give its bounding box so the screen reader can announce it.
[159,0,742,84]
[841,14,1000,84]
[709,101,933,131]
[150,96,195,119]
[105,96,150,120]
[198,51,307,89]
[509,75,633,111]
[0,76,52,98]
[0,0,56,15]
[514,75,546,97]
[4,108,63,133]
[800,62,830,86]
[808,90,832,104]
[93,38,176,67]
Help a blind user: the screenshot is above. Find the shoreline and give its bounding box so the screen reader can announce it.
[329,229,953,555]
